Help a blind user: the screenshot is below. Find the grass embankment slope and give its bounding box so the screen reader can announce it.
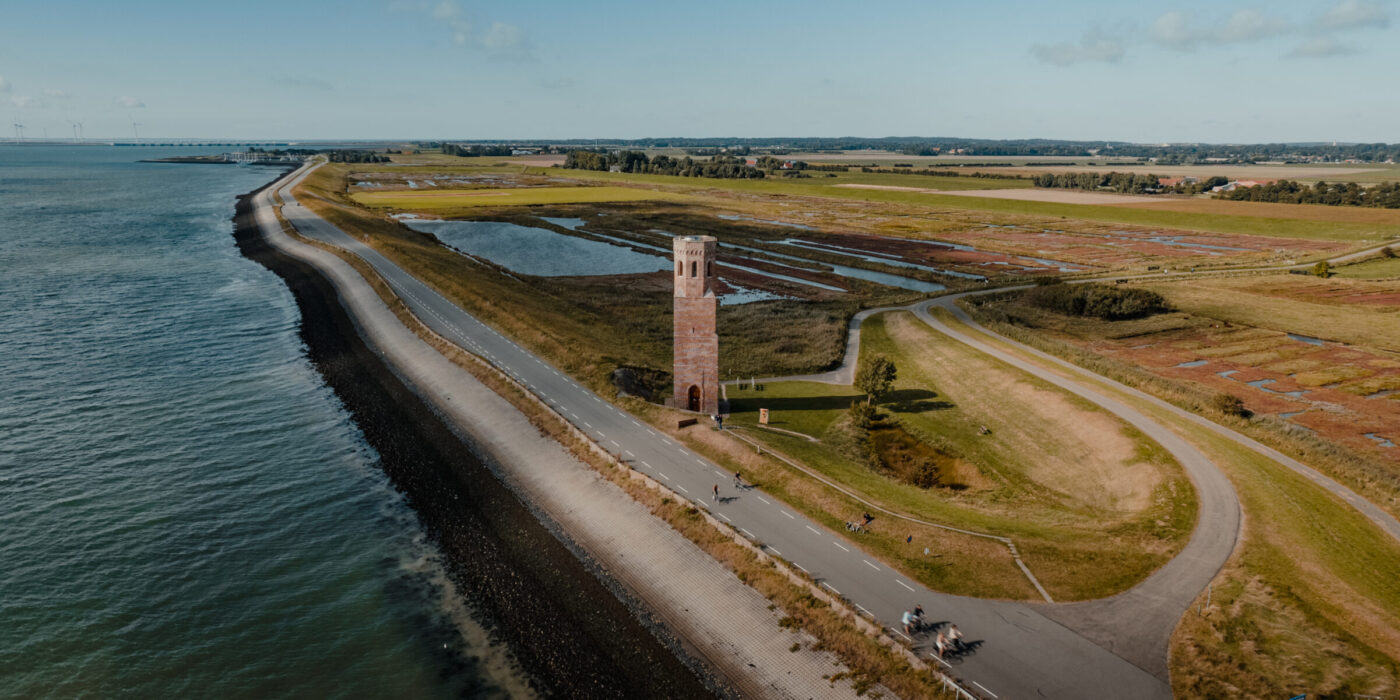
[352,185,687,209]
[933,307,1400,696]
[722,312,1195,601]
[1137,273,1400,352]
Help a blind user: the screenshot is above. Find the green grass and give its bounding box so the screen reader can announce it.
[932,306,1400,695]
[1335,255,1400,279]
[351,185,686,209]
[536,166,1400,243]
[722,312,1195,600]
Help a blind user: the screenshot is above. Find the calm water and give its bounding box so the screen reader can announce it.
[0,146,528,698]
[410,220,672,277]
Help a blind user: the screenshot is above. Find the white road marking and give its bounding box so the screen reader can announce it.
[677,485,689,494]
[896,580,915,592]
[583,422,592,428]
[973,681,998,698]
[718,513,732,522]
[740,528,756,538]
[624,450,634,457]
[805,526,821,535]
[863,560,880,571]
[767,547,782,556]
[935,657,952,668]
[609,440,619,447]
[755,495,771,504]
[856,604,872,616]
[781,510,795,519]
[640,461,652,469]
[656,471,669,480]
[713,470,725,477]
[891,629,912,642]
[794,563,809,573]
[833,542,850,552]
[821,582,841,595]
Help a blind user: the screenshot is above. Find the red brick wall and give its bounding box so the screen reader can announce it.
[673,235,719,415]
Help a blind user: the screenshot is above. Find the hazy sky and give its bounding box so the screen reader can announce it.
[2,0,1396,142]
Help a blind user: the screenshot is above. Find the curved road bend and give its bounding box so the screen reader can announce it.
[260,163,1174,698]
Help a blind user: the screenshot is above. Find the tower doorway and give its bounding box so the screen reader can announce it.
[687,385,701,412]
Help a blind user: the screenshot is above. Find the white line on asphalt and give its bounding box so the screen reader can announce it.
[609,440,619,447]
[657,472,669,480]
[805,526,820,535]
[863,560,880,571]
[973,682,998,698]
[832,542,849,552]
[781,510,795,519]
[696,459,706,466]
[677,485,689,493]
[794,563,809,573]
[624,450,634,457]
[856,604,872,616]
[718,513,732,522]
[646,429,657,436]
[713,470,725,477]
[896,580,915,592]
[597,432,606,439]
[640,461,652,469]
[935,657,951,668]
[741,528,755,538]
[756,496,771,504]
[583,422,592,428]
[767,547,781,556]
[891,629,912,642]
[821,582,841,595]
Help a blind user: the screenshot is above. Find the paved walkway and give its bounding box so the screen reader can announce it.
[254,165,872,699]
[266,163,1173,699]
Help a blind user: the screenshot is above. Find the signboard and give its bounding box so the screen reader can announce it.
[759,408,769,425]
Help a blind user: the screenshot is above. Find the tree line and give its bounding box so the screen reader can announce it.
[1031,171,1164,194]
[860,167,1028,180]
[1218,180,1400,208]
[327,150,390,163]
[562,150,779,179]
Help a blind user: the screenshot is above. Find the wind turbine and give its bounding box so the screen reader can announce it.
[12,123,24,140]
[131,120,142,139]
[71,122,81,142]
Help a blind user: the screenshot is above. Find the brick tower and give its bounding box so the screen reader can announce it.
[673,235,720,415]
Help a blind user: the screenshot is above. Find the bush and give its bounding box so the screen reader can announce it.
[1211,393,1252,419]
[1381,246,1396,259]
[848,402,879,430]
[1022,283,1170,320]
[1313,261,1332,278]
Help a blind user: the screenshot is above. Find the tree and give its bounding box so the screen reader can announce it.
[1313,261,1332,278]
[855,354,898,405]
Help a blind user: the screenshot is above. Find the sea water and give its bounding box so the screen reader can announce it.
[0,146,528,698]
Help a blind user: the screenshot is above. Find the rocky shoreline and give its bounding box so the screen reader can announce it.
[231,174,722,699]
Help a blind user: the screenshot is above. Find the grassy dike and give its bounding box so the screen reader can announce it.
[270,202,965,699]
[935,307,1400,697]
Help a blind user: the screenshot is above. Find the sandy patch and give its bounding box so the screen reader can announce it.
[886,314,1160,512]
[834,183,1159,204]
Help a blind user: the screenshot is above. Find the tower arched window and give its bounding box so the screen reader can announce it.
[706,261,713,277]
[691,261,697,277]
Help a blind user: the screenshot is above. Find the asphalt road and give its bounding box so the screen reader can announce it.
[260,163,1180,698]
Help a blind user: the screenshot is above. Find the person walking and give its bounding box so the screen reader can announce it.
[712,483,719,500]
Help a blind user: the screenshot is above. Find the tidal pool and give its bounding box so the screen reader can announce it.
[408,220,670,277]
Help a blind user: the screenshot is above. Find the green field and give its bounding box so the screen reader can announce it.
[351,185,687,208]
[1335,255,1400,279]
[721,311,1194,601]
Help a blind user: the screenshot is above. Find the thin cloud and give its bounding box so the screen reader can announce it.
[0,75,10,93]
[1317,0,1390,31]
[422,0,532,58]
[117,96,145,108]
[43,88,70,99]
[11,95,40,109]
[1031,29,1125,66]
[1288,37,1358,58]
[1150,9,1290,50]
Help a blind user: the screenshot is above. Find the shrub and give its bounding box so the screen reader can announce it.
[1210,393,1252,418]
[1022,282,1170,320]
[1381,245,1396,259]
[1313,261,1332,278]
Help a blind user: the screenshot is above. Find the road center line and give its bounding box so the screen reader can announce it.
[863,560,880,571]
[973,681,998,698]
[805,525,820,535]
[756,495,771,504]
[821,582,841,595]
[781,510,795,519]
[895,580,915,592]
[832,541,850,552]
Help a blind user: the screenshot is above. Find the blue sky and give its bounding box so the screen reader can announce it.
[1,0,1396,142]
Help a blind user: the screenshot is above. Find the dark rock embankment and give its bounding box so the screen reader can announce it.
[231,177,719,699]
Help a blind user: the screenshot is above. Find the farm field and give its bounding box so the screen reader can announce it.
[1334,255,1400,279]
[351,185,686,209]
[723,312,1194,601]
